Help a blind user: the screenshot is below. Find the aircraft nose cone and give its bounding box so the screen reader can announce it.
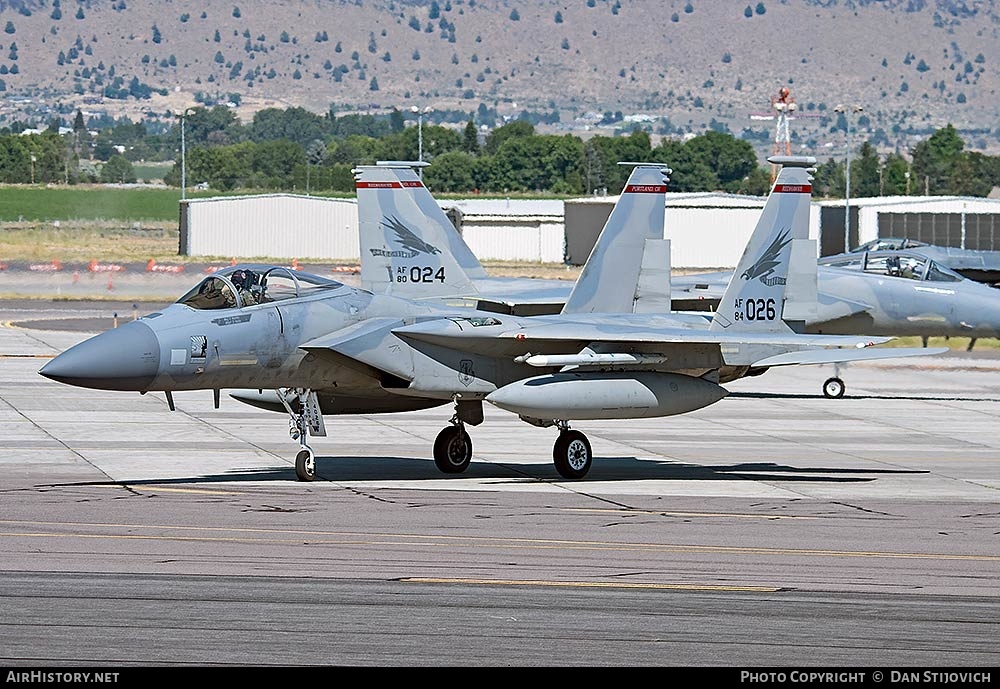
[39,321,161,391]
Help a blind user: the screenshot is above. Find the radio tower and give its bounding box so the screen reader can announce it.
[770,86,796,182]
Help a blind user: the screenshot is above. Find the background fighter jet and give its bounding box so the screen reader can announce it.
[841,238,1000,287]
[673,246,1000,396]
[39,160,940,481]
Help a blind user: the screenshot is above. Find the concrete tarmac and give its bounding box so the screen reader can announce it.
[2,301,999,667]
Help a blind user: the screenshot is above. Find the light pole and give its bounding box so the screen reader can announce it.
[834,104,863,252]
[177,107,195,200]
[411,105,431,176]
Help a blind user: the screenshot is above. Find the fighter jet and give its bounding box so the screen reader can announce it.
[39,159,940,480]
[842,238,1000,286]
[673,245,1000,396]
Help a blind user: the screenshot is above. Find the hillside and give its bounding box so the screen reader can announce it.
[0,0,997,154]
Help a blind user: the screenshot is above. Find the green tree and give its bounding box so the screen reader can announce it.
[582,131,653,194]
[100,154,136,183]
[731,166,772,196]
[389,108,405,133]
[484,120,534,156]
[461,119,479,154]
[251,139,306,188]
[424,151,478,192]
[179,106,245,147]
[880,153,911,195]
[680,130,756,191]
[853,140,881,198]
[811,157,845,198]
[249,106,325,147]
[488,134,583,193]
[910,123,964,195]
[0,134,33,182]
[651,138,717,192]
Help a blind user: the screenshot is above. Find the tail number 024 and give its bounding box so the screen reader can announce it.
[397,266,446,283]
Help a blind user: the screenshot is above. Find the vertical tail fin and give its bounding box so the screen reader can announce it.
[710,156,816,332]
[561,163,671,314]
[354,162,480,299]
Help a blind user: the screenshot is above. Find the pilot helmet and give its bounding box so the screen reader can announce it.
[231,270,246,288]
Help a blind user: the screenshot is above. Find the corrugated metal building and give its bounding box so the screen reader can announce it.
[179,194,359,260]
[816,196,1000,255]
[441,199,565,263]
[566,192,823,269]
[178,191,1000,270]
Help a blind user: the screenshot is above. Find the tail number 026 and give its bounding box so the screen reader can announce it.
[734,298,777,321]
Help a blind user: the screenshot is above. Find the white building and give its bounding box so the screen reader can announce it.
[178,191,1000,269]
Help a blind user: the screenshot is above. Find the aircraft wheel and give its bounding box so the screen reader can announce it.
[433,426,473,474]
[553,430,592,480]
[822,377,846,399]
[295,448,316,482]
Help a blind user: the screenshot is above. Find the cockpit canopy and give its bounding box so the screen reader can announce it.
[850,237,928,253]
[177,264,344,310]
[820,251,964,283]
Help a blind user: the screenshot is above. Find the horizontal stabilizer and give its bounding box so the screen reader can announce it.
[751,346,949,367]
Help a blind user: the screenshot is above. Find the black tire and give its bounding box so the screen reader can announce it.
[433,426,473,474]
[822,377,846,399]
[295,448,316,481]
[553,430,592,479]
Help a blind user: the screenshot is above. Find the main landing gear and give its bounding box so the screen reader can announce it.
[433,422,473,473]
[553,423,593,480]
[277,388,326,481]
[432,398,482,474]
[822,362,846,399]
[822,376,846,399]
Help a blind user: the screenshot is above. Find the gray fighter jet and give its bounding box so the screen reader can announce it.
[674,246,1000,396]
[39,159,940,480]
[842,238,1000,286]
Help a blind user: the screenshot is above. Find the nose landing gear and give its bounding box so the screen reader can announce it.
[277,388,326,481]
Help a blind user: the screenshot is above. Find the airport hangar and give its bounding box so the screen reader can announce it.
[178,191,1000,269]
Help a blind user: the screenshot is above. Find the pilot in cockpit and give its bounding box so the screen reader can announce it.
[231,269,258,306]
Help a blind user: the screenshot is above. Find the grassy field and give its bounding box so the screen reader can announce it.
[0,186,186,222]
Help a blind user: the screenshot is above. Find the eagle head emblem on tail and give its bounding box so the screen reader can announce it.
[382,215,441,255]
[741,228,791,285]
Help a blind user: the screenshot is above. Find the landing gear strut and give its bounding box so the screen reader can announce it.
[553,422,593,480]
[277,388,326,481]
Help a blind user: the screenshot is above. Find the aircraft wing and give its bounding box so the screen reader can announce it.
[392,314,885,346]
[299,316,418,383]
[386,314,955,370]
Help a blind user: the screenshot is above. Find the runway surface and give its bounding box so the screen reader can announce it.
[2,300,999,666]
